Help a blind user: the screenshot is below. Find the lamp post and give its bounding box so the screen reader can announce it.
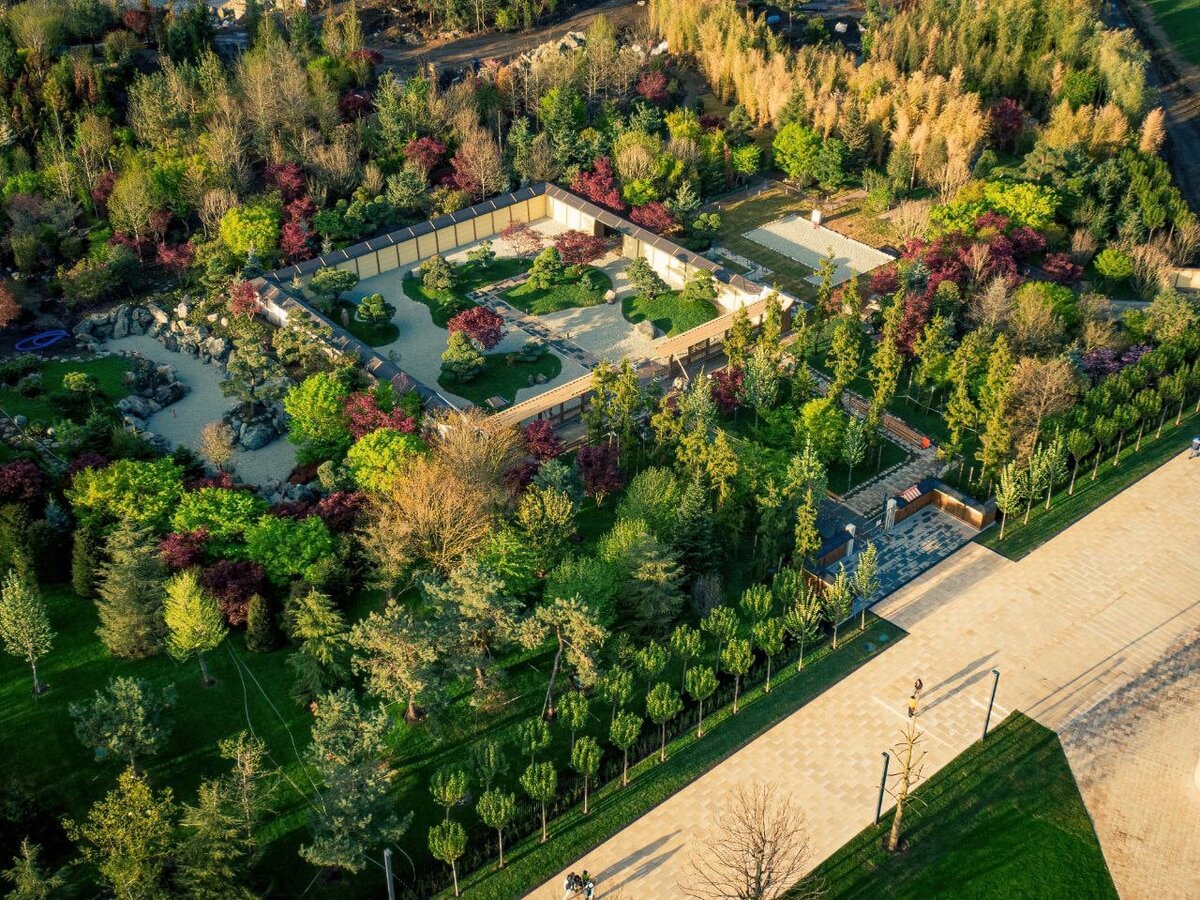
[384,848,396,900]
[982,669,1000,740]
[875,751,890,825]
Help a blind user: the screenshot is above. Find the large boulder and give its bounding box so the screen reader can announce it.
[239,422,276,451]
[202,335,230,362]
[112,305,133,338]
[118,395,155,419]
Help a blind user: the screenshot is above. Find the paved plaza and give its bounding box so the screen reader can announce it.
[531,452,1200,899]
[744,214,895,286]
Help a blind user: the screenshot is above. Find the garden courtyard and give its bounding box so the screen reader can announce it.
[341,218,722,409]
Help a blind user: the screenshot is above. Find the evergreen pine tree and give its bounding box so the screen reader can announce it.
[71,526,99,598]
[175,780,256,900]
[95,523,167,659]
[244,594,276,653]
[673,477,715,577]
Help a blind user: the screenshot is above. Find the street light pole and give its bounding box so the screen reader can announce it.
[875,751,890,825]
[384,848,396,900]
[982,669,1000,740]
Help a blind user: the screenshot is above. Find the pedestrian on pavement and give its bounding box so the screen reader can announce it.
[1190,436,1200,458]
[907,694,918,718]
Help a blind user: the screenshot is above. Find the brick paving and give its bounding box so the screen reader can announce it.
[840,445,944,517]
[530,451,1200,900]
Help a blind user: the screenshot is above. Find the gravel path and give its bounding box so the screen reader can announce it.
[106,335,297,487]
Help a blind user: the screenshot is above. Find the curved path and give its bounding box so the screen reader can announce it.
[532,451,1200,898]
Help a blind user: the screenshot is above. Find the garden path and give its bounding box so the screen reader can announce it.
[531,451,1200,899]
[105,335,297,487]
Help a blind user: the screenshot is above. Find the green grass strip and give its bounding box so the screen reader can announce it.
[977,410,1200,560]
[805,712,1116,899]
[449,617,905,898]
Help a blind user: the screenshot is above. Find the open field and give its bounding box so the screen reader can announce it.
[1143,0,1200,65]
[745,214,895,286]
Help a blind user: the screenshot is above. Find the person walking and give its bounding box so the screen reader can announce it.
[1190,436,1200,459]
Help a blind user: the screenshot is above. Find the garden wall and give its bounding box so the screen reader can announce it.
[890,478,997,530]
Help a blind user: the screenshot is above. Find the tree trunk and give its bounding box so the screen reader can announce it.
[998,511,1006,541]
[1113,432,1124,466]
[1177,398,1185,426]
[659,722,667,762]
[887,730,915,852]
[796,640,806,672]
[542,635,565,719]
[833,622,840,650]
[1069,459,1078,495]
[198,651,212,686]
[1157,409,1166,439]
[540,803,547,843]
[1091,448,1102,481]
[765,656,773,692]
[30,659,42,697]
[697,700,705,738]
[622,749,629,787]
[1044,480,1053,511]
[1135,422,1144,452]
[733,676,741,714]
[583,777,590,814]
[451,862,459,897]
[497,830,505,869]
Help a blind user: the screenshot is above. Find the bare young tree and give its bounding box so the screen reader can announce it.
[680,783,817,900]
[430,409,523,508]
[199,421,235,472]
[887,713,927,853]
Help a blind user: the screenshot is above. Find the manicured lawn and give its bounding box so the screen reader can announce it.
[714,188,819,302]
[806,712,1116,900]
[622,291,718,336]
[438,351,563,406]
[402,258,532,328]
[1144,0,1200,66]
[332,300,400,346]
[0,356,135,425]
[452,616,905,898]
[978,408,1200,560]
[502,267,612,315]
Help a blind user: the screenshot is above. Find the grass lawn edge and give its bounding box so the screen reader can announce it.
[446,616,906,898]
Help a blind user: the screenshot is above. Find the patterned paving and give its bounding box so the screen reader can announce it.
[530,452,1200,900]
[833,506,977,606]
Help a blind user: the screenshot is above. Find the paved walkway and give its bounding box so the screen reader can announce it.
[840,445,942,518]
[532,452,1200,899]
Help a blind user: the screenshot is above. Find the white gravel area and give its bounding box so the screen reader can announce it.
[105,335,297,486]
[537,254,657,363]
[351,218,592,407]
[745,214,894,285]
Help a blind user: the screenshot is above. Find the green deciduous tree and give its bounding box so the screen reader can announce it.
[685,665,718,738]
[0,565,52,696]
[783,592,822,671]
[852,542,880,631]
[519,596,607,718]
[520,761,557,843]
[571,735,603,814]
[301,689,411,873]
[702,605,738,676]
[646,682,684,762]
[476,788,516,868]
[823,566,853,649]
[671,624,702,692]
[440,331,486,382]
[517,717,552,768]
[70,677,175,776]
[721,638,754,713]
[752,617,786,692]
[609,709,642,786]
[429,820,467,897]
[558,691,590,746]
[283,372,351,462]
[164,569,226,686]
[430,768,469,823]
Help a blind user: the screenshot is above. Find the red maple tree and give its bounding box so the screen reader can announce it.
[448,306,504,350]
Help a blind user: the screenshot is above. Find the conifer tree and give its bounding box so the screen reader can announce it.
[64,768,176,900]
[1,839,64,900]
[175,779,256,900]
[673,477,715,576]
[244,594,276,652]
[164,569,227,686]
[301,689,411,873]
[95,523,167,659]
[70,676,175,775]
[286,589,349,705]
[71,526,99,599]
